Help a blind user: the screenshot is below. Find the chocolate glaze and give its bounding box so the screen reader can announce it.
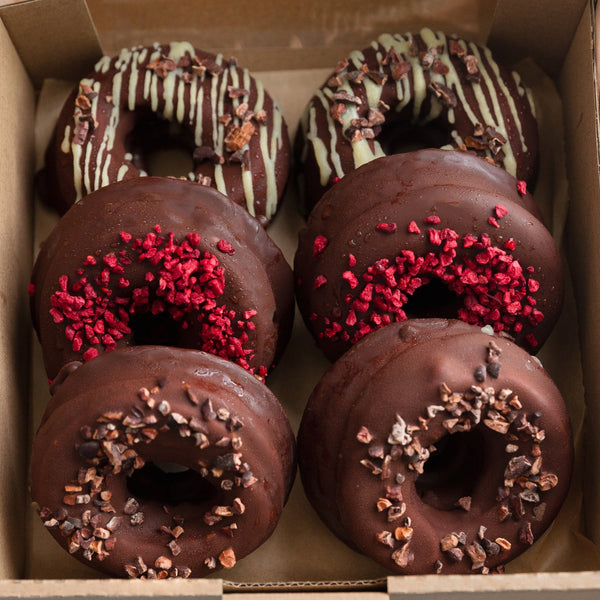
[298,319,572,574]
[45,42,290,224]
[295,29,538,213]
[294,150,563,360]
[31,177,294,380]
[30,346,296,578]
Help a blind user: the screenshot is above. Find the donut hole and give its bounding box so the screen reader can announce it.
[377,118,452,155]
[403,278,461,319]
[129,312,193,348]
[127,461,220,506]
[415,430,485,511]
[126,112,195,178]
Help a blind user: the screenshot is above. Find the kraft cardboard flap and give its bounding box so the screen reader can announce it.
[387,571,600,598]
[488,0,588,76]
[562,0,600,544]
[85,0,495,71]
[0,15,35,580]
[0,578,222,599]
[0,0,102,88]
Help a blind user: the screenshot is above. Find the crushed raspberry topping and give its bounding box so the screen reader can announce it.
[376,222,398,234]
[314,225,543,349]
[495,204,509,219]
[313,235,328,257]
[49,229,265,377]
[314,275,328,289]
[216,239,235,255]
[408,221,421,235]
[517,181,527,196]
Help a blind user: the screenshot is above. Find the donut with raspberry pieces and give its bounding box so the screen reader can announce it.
[294,149,562,362]
[30,177,294,380]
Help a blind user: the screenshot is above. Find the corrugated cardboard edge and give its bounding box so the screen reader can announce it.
[0,15,35,580]
[226,593,387,600]
[0,0,102,88]
[562,0,600,545]
[222,578,387,593]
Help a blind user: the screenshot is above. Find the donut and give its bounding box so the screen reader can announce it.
[30,177,294,381]
[297,319,572,575]
[30,346,296,578]
[45,42,290,225]
[295,28,538,213]
[294,150,563,361]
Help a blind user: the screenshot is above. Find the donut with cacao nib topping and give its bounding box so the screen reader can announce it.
[45,42,290,225]
[294,149,562,361]
[30,177,294,381]
[295,28,538,213]
[298,318,572,575]
[30,345,296,578]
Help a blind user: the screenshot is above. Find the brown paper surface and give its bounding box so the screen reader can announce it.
[27,52,600,583]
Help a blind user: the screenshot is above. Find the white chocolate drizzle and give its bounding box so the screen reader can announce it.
[298,28,537,202]
[62,42,286,220]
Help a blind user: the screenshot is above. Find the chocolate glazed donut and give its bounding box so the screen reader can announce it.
[294,150,563,361]
[45,42,290,225]
[297,319,572,575]
[30,177,294,381]
[30,346,296,578]
[295,28,538,213]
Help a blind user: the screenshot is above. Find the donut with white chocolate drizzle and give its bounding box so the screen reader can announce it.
[30,346,296,578]
[45,42,290,225]
[295,28,538,213]
[297,319,572,575]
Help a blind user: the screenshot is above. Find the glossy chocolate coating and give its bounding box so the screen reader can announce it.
[45,43,290,224]
[298,319,572,574]
[32,177,294,380]
[295,29,538,213]
[30,346,296,578]
[294,150,563,360]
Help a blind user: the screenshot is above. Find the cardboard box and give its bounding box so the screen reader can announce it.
[1,0,600,596]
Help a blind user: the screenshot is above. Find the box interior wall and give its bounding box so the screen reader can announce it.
[0,0,598,596]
